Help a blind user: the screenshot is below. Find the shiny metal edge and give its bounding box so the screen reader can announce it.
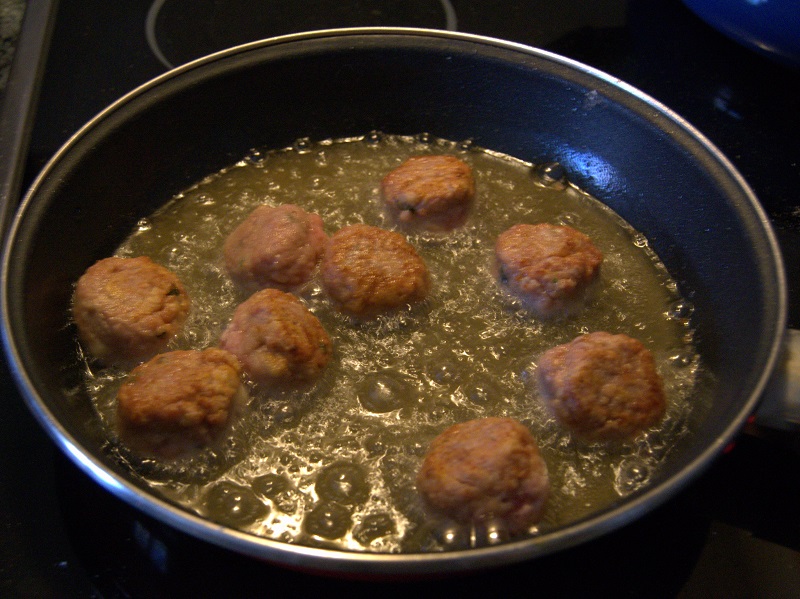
[1,27,789,575]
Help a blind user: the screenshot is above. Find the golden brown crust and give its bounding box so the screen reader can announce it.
[494,223,602,318]
[72,256,190,365]
[219,288,332,384]
[117,348,242,457]
[320,224,430,316]
[223,204,327,292]
[381,155,475,231]
[416,417,549,533]
[537,332,666,441]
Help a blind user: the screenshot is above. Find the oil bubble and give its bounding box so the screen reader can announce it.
[313,149,328,166]
[253,473,299,513]
[532,162,568,189]
[293,137,312,153]
[363,436,387,457]
[467,378,502,405]
[631,232,649,248]
[353,513,396,546]
[357,371,412,413]
[315,461,370,506]
[365,130,383,145]
[243,148,263,163]
[272,402,300,426]
[303,502,352,540]
[667,300,694,320]
[252,473,291,498]
[613,458,652,496]
[427,360,458,386]
[556,212,580,227]
[205,481,268,527]
[669,351,695,368]
[473,519,510,547]
[434,521,470,550]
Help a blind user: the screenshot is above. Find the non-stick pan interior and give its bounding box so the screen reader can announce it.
[2,30,786,574]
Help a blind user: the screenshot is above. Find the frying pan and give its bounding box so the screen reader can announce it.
[0,29,788,576]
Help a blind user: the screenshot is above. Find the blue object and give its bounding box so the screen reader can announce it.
[683,0,800,67]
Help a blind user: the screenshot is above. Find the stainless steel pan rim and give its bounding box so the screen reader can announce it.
[1,27,787,577]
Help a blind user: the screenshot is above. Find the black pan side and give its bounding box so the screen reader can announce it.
[1,31,786,574]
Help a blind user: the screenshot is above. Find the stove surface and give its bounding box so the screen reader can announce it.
[2,0,799,596]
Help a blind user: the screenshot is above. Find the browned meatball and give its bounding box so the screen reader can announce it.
[219,288,332,384]
[494,223,602,318]
[416,417,550,534]
[537,332,666,441]
[320,224,430,317]
[116,348,242,458]
[223,204,327,292]
[72,256,191,366]
[381,155,475,231]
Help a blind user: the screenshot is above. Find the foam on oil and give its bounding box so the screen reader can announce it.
[82,134,701,553]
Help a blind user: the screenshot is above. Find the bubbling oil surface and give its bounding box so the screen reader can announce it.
[86,134,700,553]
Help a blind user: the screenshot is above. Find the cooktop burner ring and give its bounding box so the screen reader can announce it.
[146,0,458,69]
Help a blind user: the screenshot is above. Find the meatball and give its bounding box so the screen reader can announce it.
[537,332,666,441]
[219,288,332,384]
[416,417,550,534]
[116,348,243,458]
[381,155,475,231]
[494,223,602,318]
[320,224,430,317]
[223,204,327,292]
[72,256,191,366]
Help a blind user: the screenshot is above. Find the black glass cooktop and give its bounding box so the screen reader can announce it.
[2,0,799,596]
